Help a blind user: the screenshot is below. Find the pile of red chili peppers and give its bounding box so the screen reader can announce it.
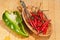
[28,10,50,34]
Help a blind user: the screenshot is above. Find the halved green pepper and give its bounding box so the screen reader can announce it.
[2,11,28,37]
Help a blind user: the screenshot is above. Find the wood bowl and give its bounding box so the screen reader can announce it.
[21,8,52,37]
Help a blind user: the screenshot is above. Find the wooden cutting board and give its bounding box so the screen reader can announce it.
[0,0,56,40]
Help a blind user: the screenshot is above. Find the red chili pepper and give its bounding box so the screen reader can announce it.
[31,13,39,20]
[36,26,41,34]
[43,25,48,34]
[41,20,50,34]
[37,20,42,27]
[37,10,43,20]
[31,12,36,17]
[28,19,35,28]
[33,18,37,27]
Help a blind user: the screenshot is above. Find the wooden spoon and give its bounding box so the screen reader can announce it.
[19,0,52,37]
[22,9,52,37]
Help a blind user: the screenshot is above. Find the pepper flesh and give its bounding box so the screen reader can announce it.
[2,11,28,37]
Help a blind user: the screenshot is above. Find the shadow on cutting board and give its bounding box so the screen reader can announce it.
[0,20,51,40]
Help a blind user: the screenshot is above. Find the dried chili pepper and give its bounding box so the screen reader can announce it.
[28,9,50,34]
[41,20,50,34]
[37,10,43,20]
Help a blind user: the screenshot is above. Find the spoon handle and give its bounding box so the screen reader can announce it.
[20,0,26,8]
[20,0,31,18]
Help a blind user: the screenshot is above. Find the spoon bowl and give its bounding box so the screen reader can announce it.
[22,8,52,37]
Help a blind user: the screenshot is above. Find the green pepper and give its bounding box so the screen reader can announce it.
[2,11,29,37]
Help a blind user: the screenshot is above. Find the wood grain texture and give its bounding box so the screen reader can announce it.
[0,0,56,40]
[55,0,60,40]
